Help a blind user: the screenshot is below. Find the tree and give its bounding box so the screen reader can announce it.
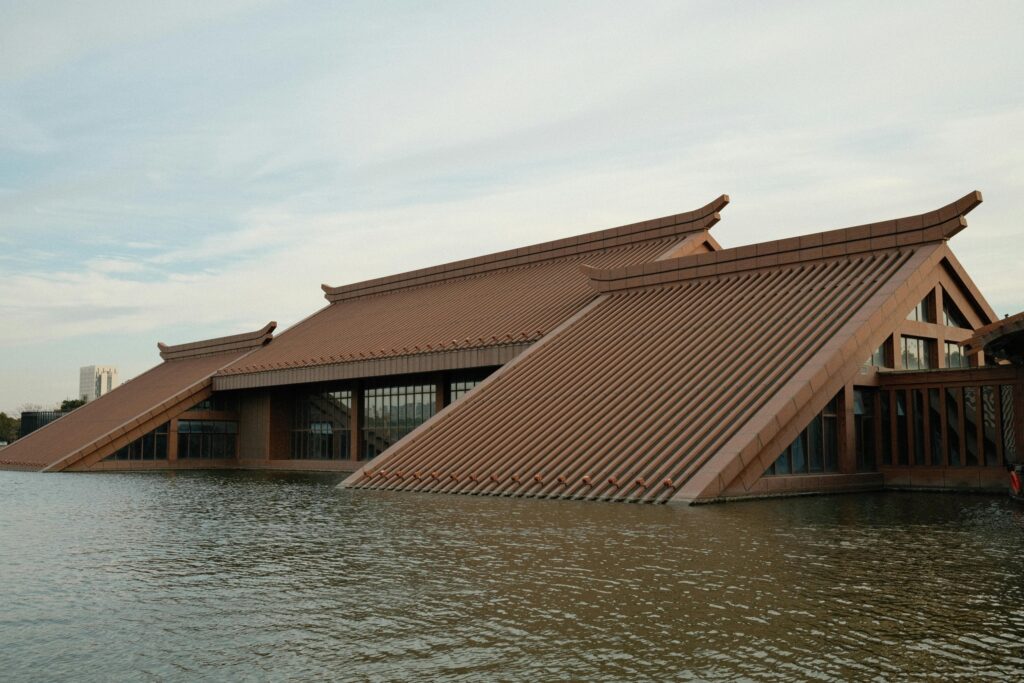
[60,398,86,412]
[0,412,19,443]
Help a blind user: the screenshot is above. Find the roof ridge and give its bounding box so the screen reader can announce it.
[584,190,982,293]
[158,321,277,360]
[321,194,729,303]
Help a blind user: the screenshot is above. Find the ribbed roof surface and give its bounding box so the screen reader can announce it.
[0,317,279,472]
[346,251,914,502]
[220,200,726,378]
[345,191,984,503]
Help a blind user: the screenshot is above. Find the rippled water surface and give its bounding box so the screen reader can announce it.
[2,471,1024,681]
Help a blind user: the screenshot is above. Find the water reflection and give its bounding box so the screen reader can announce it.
[1,471,1022,681]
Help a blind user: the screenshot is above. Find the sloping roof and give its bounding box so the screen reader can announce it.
[216,197,728,387]
[0,325,274,472]
[965,309,1024,365]
[343,191,986,503]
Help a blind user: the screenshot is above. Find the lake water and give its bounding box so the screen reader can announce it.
[1,470,1023,681]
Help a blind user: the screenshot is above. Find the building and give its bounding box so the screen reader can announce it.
[19,411,67,438]
[79,365,119,403]
[1,191,1020,504]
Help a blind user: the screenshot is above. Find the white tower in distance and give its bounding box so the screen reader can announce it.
[79,366,119,403]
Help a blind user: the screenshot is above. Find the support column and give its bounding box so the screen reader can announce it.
[168,418,179,462]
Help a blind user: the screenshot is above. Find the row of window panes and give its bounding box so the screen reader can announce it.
[907,293,936,323]
[177,420,237,459]
[945,342,969,369]
[187,395,238,412]
[866,385,1015,468]
[449,380,481,403]
[291,390,352,459]
[363,384,436,459]
[104,422,169,461]
[900,336,935,370]
[764,396,840,475]
[904,290,970,328]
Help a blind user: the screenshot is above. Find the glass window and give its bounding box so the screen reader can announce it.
[907,293,936,323]
[942,292,970,328]
[103,422,170,461]
[946,387,961,467]
[928,388,943,466]
[944,342,968,369]
[177,420,237,459]
[449,379,482,403]
[901,336,935,370]
[982,386,999,466]
[766,395,840,476]
[867,337,891,368]
[964,387,979,466]
[854,389,876,472]
[291,390,352,460]
[1002,385,1016,462]
[913,389,926,465]
[896,391,909,465]
[362,384,437,459]
[880,390,892,466]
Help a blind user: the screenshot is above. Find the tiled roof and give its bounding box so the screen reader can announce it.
[0,326,273,472]
[217,197,728,383]
[343,191,986,503]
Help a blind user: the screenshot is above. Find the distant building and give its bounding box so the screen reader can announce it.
[79,366,119,403]
[19,411,66,438]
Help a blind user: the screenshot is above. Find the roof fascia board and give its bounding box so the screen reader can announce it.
[213,343,533,391]
[159,321,276,360]
[322,195,729,303]
[586,191,982,294]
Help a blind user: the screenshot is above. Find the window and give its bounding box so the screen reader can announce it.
[963,387,979,466]
[895,390,909,465]
[363,384,436,459]
[944,342,969,369]
[765,395,840,476]
[854,389,876,471]
[942,292,970,328]
[907,293,935,323]
[291,390,351,460]
[946,387,961,466]
[928,388,943,466]
[177,420,238,459]
[1002,385,1016,462]
[982,386,999,466]
[913,389,926,465]
[104,422,169,461]
[449,379,482,404]
[880,390,893,466]
[901,336,935,370]
[866,337,892,368]
[187,395,237,412]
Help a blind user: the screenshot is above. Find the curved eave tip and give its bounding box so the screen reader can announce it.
[320,283,334,293]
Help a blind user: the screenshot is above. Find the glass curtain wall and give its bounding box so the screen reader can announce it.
[291,390,352,459]
[178,420,238,459]
[764,395,840,476]
[362,384,437,459]
[104,422,169,461]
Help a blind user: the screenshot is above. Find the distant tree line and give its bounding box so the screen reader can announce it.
[0,412,18,443]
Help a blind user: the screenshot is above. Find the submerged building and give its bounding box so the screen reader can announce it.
[1,191,1020,504]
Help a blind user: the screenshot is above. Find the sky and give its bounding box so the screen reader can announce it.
[1,0,1022,413]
